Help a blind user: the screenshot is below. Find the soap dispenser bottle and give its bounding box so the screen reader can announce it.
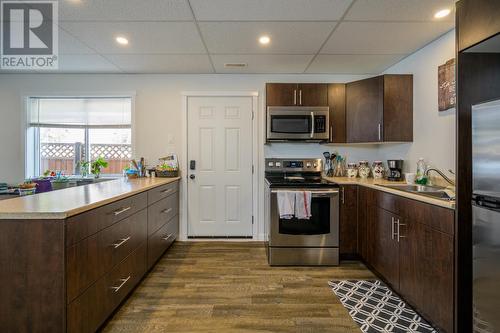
[415,158,428,185]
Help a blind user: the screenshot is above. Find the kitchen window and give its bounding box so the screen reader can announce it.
[26,97,133,178]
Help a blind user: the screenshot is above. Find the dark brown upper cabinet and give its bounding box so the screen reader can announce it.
[266,83,297,106]
[327,83,346,143]
[457,0,500,52]
[346,74,413,143]
[266,83,328,107]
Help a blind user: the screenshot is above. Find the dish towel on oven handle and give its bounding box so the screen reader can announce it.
[277,191,295,219]
[295,191,312,219]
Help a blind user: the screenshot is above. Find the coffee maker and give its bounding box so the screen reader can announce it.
[387,160,404,181]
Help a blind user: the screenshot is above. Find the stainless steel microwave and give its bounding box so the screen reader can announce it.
[266,106,329,141]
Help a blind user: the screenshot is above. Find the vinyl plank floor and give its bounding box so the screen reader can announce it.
[102,242,374,333]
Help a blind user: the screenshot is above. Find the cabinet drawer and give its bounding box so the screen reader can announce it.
[66,209,147,303]
[66,192,147,246]
[147,215,178,269]
[148,192,179,235]
[67,243,147,333]
[148,181,179,205]
[375,190,454,235]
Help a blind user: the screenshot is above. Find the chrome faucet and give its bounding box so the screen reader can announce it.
[425,168,455,186]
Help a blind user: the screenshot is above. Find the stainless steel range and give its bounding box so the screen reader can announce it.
[264,158,339,266]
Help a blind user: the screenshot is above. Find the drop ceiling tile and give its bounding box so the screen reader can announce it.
[306,54,405,74]
[345,0,455,21]
[321,21,454,54]
[55,55,121,73]
[199,21,337,54]
[105,54,214,73]
[60,22,206,54]
[59,0,193,21]
[59,29,95,55]
[190,0,352,21]
[212,54,313,73]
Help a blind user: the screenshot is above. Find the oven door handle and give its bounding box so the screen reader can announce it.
[271,189,339,195]
[310,112,315,138]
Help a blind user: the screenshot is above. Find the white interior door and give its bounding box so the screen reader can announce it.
[187,96,253,237]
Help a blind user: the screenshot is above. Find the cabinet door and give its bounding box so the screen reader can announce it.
[457,0,500,51]
[297,83,328,106]
[266,83,298,106]
[357,187,367,260]
[328,83,346,143]
[399,219,424,310]
[368,206,400,290]
[339,185,358,257]
[383,75,413,142]
[422,226,454,333]
[346,76,383,143]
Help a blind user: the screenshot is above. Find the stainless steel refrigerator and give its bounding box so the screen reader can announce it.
[472,99,500,332]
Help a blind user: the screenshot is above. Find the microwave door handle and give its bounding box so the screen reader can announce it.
[310,112,315,138]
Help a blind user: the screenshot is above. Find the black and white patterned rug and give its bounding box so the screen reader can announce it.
[329,280,437,333]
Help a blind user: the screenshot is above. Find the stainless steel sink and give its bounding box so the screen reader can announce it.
[380,184,455,201]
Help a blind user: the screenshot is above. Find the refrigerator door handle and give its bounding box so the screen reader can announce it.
[473,195,500,212]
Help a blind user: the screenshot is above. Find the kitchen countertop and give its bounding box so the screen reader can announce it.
[0,177,181,220]
[323,176,455,210]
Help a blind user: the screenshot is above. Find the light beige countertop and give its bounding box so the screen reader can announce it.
[0,177,181,220]
[323,176,455,210]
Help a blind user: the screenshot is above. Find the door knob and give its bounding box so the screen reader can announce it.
[189,174,195,180]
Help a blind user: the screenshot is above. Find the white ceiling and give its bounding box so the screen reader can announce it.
[2,0,456,74]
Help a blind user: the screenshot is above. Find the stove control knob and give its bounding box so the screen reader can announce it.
[313,163,317,168]
[306,162,312,168]
[268,162,274,167]
[275,162,281,167]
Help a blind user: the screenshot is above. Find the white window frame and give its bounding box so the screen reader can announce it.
[23,92,136,179]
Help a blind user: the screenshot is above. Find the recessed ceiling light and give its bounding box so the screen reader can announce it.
[259,35,271,45]
[434,8,451,19]
[115,36,129,45]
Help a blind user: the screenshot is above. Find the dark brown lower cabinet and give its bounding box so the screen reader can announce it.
[357,186,369,260]
[0,180,179,333]
[399,219,454,333]
[67,244,148,333]
[359,187,455,333]
[339,185,358,258]
[368,206,400,290]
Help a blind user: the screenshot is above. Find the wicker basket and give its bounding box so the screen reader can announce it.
[155,169,179,178]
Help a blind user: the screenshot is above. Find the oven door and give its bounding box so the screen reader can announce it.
[267,106,329,141]
[269,188,339,247]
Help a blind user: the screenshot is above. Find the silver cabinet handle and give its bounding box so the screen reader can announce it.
[110,275,131,293]
[310,112,315,138]
[340,187,345,204]
[299,90,302,105]
[163,234,173,241]
[293,89,297,105]
[161,208,173,214]
[112,236,131,249]
[113,206,131,216]
[397,220,406,242]
[391,217,395,240]
[378,123,382,141]
[330,125,333,142]
[161,188,172,194]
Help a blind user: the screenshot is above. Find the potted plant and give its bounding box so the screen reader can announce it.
[78,161,90,178]
[90,157,108,178]
[51,174,70,190]
[18,179,37,196]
